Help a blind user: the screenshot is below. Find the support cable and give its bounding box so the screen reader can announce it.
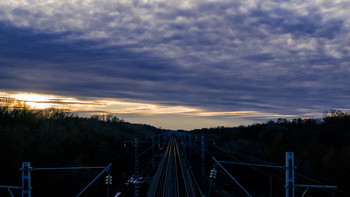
[212,157,252,197]
[76,163,112,197]
[138,142,158,158]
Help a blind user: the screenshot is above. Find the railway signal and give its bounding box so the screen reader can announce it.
[209,168,217,179]
[105,175,112,185]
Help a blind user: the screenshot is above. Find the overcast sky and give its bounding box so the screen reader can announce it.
[1,0,350,129]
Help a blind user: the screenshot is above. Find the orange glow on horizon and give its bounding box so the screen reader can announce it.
[0,91,297,119]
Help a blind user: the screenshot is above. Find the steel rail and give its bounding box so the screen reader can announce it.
[162,138,172,197]
[175,139,190,197]
[174,138,179,197]
[152,138,172,197]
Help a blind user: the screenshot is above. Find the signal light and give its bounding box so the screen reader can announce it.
[105,175,112,185]
[209,168,217,179]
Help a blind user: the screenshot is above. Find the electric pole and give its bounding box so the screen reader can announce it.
[285,152,295,197]
[21,162,31,197]
[135,138,139,197]
[201,136,205,185]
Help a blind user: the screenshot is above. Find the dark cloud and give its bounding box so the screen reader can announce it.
[244,53,276,62]
[1,0,350,124]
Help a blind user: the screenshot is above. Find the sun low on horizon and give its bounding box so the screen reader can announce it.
[0,91,302,130]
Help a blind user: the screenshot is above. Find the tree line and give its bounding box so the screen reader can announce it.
[1,96,349,196]
[0,97,162,196]
[192,110,350,196]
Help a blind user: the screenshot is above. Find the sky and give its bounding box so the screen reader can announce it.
[0,0,350,130]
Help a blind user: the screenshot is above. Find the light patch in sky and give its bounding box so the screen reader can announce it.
[0,91,200,115]
[12,93,63,109]
[196,111,295,119]
[0,91,297,129]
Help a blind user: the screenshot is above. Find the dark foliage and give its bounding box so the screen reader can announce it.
[0,98,162,197]
[1,96,350,196]
[192,111,350,196]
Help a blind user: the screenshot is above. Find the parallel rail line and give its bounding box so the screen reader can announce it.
[152,137,192,197]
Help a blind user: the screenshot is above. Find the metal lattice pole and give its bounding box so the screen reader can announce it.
[158,134,160,149]
[152,136,155,168]
[285,152,295,197]
[201,136,205,185]
[134,138,139,197]
[21,162,31,197]
[189,134,192,158]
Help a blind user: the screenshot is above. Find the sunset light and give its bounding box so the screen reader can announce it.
[12,93,62,109]
[1,91,300,129]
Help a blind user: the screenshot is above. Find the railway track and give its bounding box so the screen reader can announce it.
[173,138,191,197]
[150,137,195,197]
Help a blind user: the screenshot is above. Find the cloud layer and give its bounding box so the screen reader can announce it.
[1,0,350,128]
